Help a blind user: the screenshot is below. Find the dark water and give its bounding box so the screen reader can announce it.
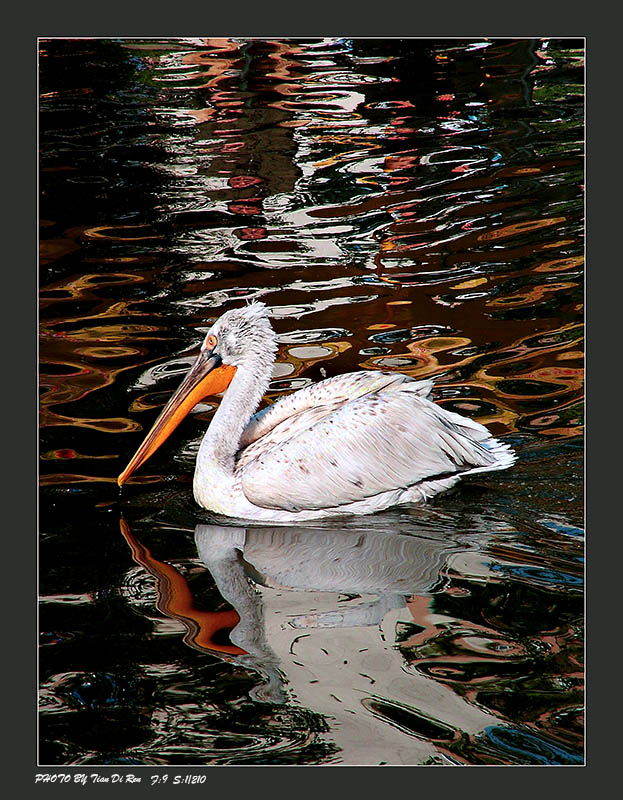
[39,38,584,766]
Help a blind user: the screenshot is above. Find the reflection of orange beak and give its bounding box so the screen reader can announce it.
[119,518,246,657]
[117,351,236,486]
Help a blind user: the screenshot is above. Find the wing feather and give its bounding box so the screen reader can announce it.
[239,388,504,512]
[238,371,433,450]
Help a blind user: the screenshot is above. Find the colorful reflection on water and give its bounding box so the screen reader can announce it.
[39,37,584,766]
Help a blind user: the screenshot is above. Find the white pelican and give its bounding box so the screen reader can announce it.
[118,302,515,521]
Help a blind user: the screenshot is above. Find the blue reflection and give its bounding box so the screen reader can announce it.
[482,725,583,765]
[490,563,583,587]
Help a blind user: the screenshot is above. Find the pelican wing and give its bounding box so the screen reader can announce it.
[239,385,507,512]
[239,370,433,449]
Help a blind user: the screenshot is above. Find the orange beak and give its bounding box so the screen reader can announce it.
[117,351,236,487]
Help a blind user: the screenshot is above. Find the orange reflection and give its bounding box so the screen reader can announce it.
[358,322,583,436]
[40,271,151,311]
[534,255,584,273]
[120,520,246,658]
[489,281,576,307]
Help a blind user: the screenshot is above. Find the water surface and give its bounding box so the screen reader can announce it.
[39,37,584,766]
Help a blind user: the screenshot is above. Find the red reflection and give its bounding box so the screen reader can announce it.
[235,227,268,241]
[54,449,75,459]
[228,200,263,216]
[229,175,263,189]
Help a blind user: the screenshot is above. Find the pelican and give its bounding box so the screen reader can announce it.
[118,302,515,521]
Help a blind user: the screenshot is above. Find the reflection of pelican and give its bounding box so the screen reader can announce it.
[195,523,462,632]
[118,303,515,521]
[193,523,498,763]
[119,518,500,762]
[193,522,450,706]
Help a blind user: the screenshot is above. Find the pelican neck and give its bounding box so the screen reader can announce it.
[200,356,273,471]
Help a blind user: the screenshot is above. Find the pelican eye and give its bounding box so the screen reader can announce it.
[205,334,218,350]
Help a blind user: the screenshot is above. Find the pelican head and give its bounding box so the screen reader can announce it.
[203,301,277,370]
[117,302,276,487]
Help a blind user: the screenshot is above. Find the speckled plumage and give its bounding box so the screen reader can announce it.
[190,302,515,521]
